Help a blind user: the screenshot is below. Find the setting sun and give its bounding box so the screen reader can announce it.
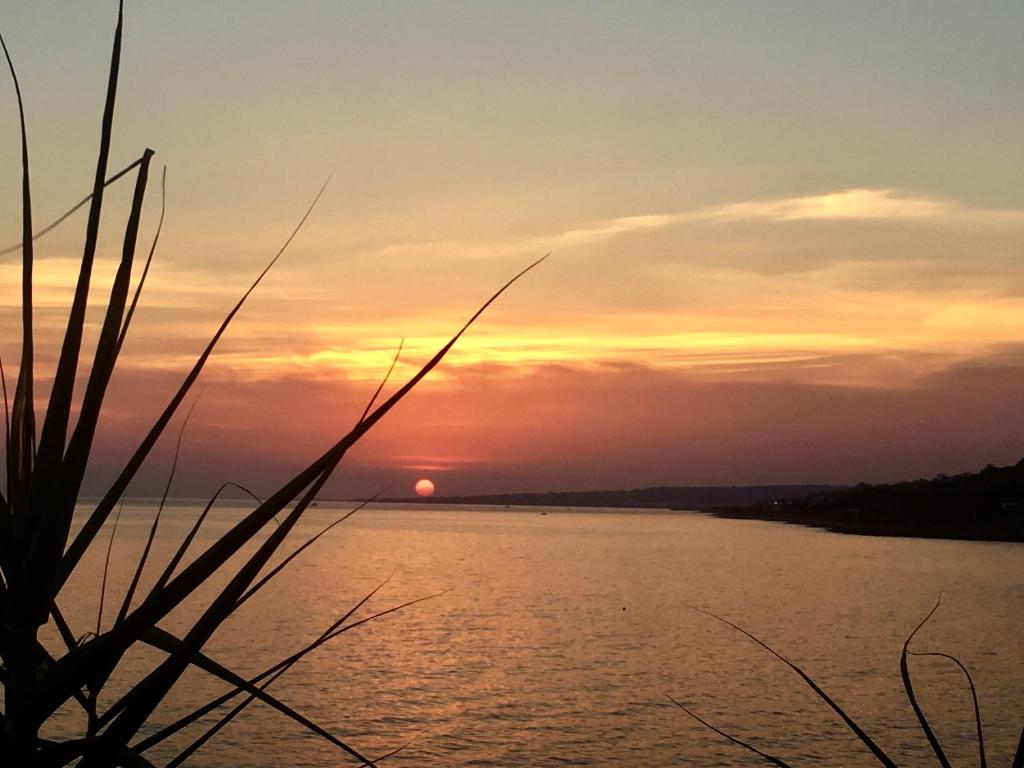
[414,478,436,497]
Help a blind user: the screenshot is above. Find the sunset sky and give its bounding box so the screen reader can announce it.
[2,1,1024,496]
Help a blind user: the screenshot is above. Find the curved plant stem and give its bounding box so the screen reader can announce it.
[900,596,952,768]
[0,156,148,258]
[115,165,167,357]
[685,603,898,768]
[115,398,200,626]
[96,498,126,637]
[909,649,986,768]
[667,695,795,768]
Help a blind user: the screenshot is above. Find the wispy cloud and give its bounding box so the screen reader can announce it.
[377,188,1024,261]
[7,188,1022,393]
[704,188,953,223]
[0,257,332,309]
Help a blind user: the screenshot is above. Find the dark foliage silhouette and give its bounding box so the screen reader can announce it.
[0,4,542,765]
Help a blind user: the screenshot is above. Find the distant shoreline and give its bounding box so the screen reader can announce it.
[392,461,1024,543]
[93,496,1023,543]
[700,505,1024,543]
[95,462,1024,544]
[389,498,1024,543]
[386,466,1024,542]
[390,484,841,511]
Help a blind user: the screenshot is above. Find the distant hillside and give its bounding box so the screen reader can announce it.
[409,484,842,510]
[711,459,1024,542]
[399,460,1024,542]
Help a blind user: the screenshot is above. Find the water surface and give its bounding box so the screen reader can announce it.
[54,503,1024,766]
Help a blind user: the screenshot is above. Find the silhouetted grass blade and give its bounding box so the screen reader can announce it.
[900,597,952,768]
[1,23,39,766]
[34,738,158,768]
[1,352,10,482]
[115,397,198,627]
[360,339,404,422]
[131,588,444,753]
[116,165,166,357]
[369,733,422,765]
[0,354,11,572]
[235,485,394,609]
[0,155,148,259]
[60,175,331,588]
[39,254,546,727]
[32,0,125,518]
[20,149,154,629]
[1,3,546,760]
[684,604,898,768]
[96,499,126,636]
[0,25,37,531]
[667,695,795,768]
[162,580,400,766]
[81,435,369,761]
[129,579,394,750]
[909,649,986,768]
[130,626,377,768]
[149,481,262,597]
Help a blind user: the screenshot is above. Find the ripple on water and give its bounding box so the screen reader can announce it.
[49,503,1024,767]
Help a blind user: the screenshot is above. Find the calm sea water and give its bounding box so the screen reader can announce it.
[51,503,1023,767]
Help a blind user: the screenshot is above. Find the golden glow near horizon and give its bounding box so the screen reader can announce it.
[4,181,1024,393]
[297,189,1022,386]
[5,187,1023,391]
